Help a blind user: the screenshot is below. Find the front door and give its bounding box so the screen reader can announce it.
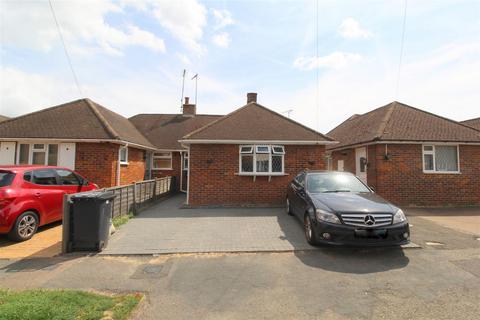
[355,147,367,184]
[180,152,188,192]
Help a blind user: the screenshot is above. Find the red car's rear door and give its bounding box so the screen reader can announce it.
[28,169,64,224]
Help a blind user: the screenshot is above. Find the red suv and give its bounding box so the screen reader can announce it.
[0,165,98,241]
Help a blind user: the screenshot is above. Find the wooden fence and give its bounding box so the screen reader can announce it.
[104,176,174,218]
[62,176,174,253]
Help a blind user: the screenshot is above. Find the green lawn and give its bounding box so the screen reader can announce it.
[0,289,142,320]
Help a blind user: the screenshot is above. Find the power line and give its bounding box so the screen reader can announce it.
[48,0,83,97]
[395,0,408,99]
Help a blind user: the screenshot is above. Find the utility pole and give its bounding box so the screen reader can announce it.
[180,69,186,111]
[191,73,198,105]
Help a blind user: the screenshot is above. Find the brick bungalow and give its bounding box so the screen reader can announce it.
[129,97,222,192]
[326,101,480,206]
[0,99,156,187]
[461,117,480,130]
[180,93,336,206]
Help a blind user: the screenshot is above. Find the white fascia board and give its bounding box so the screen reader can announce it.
[0,138,157,151]
[179,139,338,145]
[328,140,480,152]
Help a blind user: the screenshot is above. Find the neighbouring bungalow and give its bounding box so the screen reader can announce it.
[129,97,222,192]
[180,93,336,207]
[461,117,480,130]
[0,115,9,122]
[326,101,480,207]
[0,99,156,187]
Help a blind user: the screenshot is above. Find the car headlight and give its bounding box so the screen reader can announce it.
[393,209,407,224]
[316,209,341,224]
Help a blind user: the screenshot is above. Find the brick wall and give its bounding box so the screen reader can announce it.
[76,143,146,188]
[330,148,356,173]
[188,144,326,206]
[373,144,480,206]
[75,142,117,188]
[119,147,146,185]
[151,151,182,191]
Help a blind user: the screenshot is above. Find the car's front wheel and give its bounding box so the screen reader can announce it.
[8,211,39,242]
[286,198,293,216]
[304,214,318,246]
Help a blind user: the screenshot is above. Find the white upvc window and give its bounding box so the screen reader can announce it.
[153,152,172,170]
[422,144,460,173]
[17,143,58,166]
[119,146,128,165]
[239,145,285,175]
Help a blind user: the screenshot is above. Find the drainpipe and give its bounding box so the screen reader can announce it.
[116,143,128,186]
[186,145,191,205]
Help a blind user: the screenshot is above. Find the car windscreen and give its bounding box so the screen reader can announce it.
[0,171,15,187]
[306,173,370,193]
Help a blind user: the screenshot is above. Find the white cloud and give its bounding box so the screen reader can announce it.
[0,67,79,116]
[0,1,165,55]
[293,52,362,70]
[211,32,231,48]
[176,53,191,65]
[211,9,234,30]
[338,18,372,39]
[152,0,207,54]
[275,42,480,133]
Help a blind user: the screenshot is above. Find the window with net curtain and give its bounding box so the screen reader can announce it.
[240,145,285,174]
[423,145,458,172]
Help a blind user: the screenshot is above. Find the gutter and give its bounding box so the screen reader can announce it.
[179,139,338,145]
[0,138,158,151]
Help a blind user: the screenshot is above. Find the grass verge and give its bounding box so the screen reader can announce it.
[112,213,134,228]
[0,289,142,320]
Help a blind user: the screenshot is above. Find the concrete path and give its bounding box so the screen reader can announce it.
[406,207,480,236]
[102,194,314,255]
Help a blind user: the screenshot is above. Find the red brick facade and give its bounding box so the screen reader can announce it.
[330,144,480,206]
[76,142,117,188]
[119,147,146,186]
[188,144,326,206]
[151,151,182,191]
[75,143,146,188]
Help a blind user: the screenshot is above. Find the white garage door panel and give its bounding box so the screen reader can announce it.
[58,143,76,169]
[0,142,16,165]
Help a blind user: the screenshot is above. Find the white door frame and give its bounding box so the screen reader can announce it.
[355,147,367,184]
[180,151,189,193]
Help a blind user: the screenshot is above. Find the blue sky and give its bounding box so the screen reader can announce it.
[1,0,479,133]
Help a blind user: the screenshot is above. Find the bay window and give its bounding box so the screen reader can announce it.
[239,145,285,174]
[423,145,459,173]
[153,152,172,170]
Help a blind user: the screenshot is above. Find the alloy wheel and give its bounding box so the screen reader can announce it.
[18,215,36,238]
[304,216,312,240]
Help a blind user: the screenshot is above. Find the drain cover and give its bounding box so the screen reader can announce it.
[426,241,445,246]
[142,265,163,274]
[131,262,171,279]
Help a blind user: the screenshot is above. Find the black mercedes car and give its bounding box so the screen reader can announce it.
[286,170,410,246]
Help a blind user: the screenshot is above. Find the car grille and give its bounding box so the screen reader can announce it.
[340,213,393,228]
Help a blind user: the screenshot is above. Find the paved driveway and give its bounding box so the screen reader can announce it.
[102,194,313,255]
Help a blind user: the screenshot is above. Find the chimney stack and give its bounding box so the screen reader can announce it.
[182,96,196,116]
[247,92,257,104]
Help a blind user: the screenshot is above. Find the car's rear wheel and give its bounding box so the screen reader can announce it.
[8,211,39,242]
[286,198,293,216]
[304,214,318,246]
